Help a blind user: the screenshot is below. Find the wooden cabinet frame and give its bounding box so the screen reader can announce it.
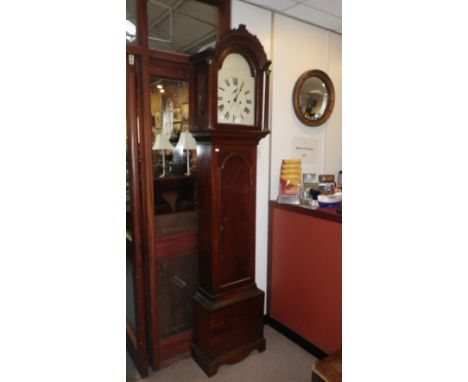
[126,53,149,377]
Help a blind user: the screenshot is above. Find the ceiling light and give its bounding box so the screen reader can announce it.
[160,89,165,93]
[126,20,136,36]
[126,19,136,42]
[157,84,163,89]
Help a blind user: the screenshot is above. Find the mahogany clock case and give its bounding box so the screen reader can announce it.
[188,25,271,376]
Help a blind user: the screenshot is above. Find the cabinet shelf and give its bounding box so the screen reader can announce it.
[154,175,197,215]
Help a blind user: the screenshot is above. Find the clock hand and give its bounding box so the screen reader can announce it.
[234,82,244,102]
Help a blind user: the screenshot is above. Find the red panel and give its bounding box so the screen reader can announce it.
[270,208,341,353]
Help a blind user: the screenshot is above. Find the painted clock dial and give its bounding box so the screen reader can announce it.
[217,53,256,125]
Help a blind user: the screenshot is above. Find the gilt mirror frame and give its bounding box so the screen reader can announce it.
[293,69,335,127]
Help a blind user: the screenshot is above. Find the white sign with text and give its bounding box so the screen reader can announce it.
[292,137,319,164]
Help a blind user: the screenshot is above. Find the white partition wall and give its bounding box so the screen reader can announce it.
[231,1,342,311]
[270,13,342,198]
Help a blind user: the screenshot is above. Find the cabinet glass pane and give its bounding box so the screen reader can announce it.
[157,253,198,339]
[126,0,138,45]
[147,0,217,54]
[126,135,136,331]
[150,77,196,182]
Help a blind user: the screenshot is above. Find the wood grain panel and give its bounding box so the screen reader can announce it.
[219,153,253,288]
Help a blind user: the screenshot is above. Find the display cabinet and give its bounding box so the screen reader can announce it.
[148,67,200,367]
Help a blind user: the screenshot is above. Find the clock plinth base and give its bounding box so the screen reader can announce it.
[192,287,266,377]
[192,338,266,377]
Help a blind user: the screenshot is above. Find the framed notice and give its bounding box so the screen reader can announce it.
[292,137,318,164]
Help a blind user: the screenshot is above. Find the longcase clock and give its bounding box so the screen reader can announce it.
[189,25,272,376]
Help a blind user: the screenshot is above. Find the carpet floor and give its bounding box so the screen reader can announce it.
[133,325,316,382]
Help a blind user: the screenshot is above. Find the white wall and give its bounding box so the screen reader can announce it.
[231,1,342,311]
[270,13,342,197]
[324,33,342,176]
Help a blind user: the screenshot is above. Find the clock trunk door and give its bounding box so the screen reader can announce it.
[215,145,256,294]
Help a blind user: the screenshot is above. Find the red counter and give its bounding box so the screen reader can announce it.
[268,201,341,354]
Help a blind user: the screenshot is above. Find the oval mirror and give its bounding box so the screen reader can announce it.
[293,69,335,126]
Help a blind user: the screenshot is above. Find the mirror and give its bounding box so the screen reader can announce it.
[293,69,335,126]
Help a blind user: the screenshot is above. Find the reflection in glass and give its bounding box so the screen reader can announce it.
[126,257,136,330]
[126,140,136,331]
[157,254,198,339]
[299,76,329,121]
[150,77,195,177]
[147,0,217,54]
[126,0,138,45]
[149,73,199,344]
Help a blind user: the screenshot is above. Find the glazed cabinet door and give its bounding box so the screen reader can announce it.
[149,70,199,367]
[214,144,257,294]
[126,53,149,377]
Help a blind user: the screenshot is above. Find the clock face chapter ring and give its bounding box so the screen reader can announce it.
[217,53,256,126]
[217,76,254,125]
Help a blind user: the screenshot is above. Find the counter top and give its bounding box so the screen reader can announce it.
[269,201,342,224]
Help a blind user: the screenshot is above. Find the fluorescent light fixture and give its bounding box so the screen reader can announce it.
[126,19,136,42]
[126,19,136,35]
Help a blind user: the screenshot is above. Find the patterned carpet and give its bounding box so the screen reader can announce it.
[128,325,316,382]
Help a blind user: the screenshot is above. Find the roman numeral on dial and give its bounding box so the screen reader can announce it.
[233,77,238,85]
[218,104,224,111]
[225,79,230,86]
[243,107,250,114]
[246,99,252,104]
[224,111,230,119]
